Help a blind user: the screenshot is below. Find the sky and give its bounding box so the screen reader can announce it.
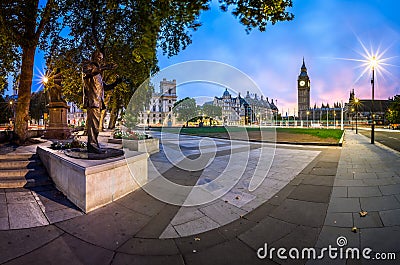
[11,0,400,117]
[155,0,400,116]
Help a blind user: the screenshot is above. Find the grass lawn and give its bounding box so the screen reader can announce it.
[152,126,344,141]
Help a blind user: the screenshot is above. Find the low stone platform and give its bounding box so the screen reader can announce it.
[108,138,160,154]
[37,146,148,213]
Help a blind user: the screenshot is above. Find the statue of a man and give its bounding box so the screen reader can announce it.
[83,50,121,153]
[45,68,66,103]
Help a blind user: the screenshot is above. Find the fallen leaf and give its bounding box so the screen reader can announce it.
[351,227,357,233]
[192,250,197,253]
[359,211,368,217]
[194,237,201,241]
[235,196,240,200]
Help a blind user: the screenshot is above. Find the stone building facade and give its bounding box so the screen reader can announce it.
[139,78,178,126]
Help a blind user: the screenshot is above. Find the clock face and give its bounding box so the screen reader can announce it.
[299,81,306,86]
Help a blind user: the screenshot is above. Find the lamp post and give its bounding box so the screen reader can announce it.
[306,111,309,127]
[351,108,355,131]
[355,98,359,134]
[147,110,150,129]
[370,56,377,144]
[334,112,336,128]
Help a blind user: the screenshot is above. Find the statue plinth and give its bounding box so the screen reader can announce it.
[43,101,71,139]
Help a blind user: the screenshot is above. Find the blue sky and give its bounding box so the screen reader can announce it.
[13,0,400,117]
[156,0,400,115]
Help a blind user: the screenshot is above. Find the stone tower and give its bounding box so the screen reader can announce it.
[297,58,310,120]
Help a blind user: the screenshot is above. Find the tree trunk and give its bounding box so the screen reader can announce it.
[15,46,36,143]
[108,105,118,130]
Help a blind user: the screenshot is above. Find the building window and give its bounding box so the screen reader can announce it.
[152,119,156,124]
[159,119,162,123]
[169,106,172,111]
[153,114,156,117]
[169,100,171,103]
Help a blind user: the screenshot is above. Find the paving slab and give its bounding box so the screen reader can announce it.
[315,226,360,248]
[331,187,347,198]
[270,199,328,227]
[324,212,353,227]
[352,211,383,228]
[302,175,335,186]
[360,196,400,211]
[347,186,382,197]
[55,203,151,250]
[379,209,400,226]
[183,239,269,265]
[112,253,185,265]
[5,191,36,203]
[238,216,297,251]
[327,197,361,213]
[8,202,49,229]
[199,200,247,226]
[379,184,400,196]
[0,225,64,264]
[0,217,9,230]
[117,237,180,256]
[288,184,331,203]
[174,216,220,237]
[134,204,180,239]
[4,233,114,265]
[173,229,227,254]
[360,226,400,252]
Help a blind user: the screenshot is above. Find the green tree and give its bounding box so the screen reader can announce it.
[202,104,222,119]
[0,0,60,143]
[0,95,14,124]
[29,90,47,123]
[386,95,400,125]
[174,97,198,126]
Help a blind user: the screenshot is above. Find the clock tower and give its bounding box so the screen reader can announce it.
[297,58,310,121]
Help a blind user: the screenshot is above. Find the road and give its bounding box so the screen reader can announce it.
[358,129,400,152]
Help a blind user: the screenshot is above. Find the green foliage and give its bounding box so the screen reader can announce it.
[202,104,222,119]
[386,95,400,124]
[0,95,14,124]
[173,97,198,125]
[219,0,294,33]
[29,90,47,122]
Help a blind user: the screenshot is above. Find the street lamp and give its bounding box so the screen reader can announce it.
[351,108,355,131]
[146,110,150,129]
[355,98,359,134]
[306,111,309,127]
[334,112,336,128]
[370,56,377,144]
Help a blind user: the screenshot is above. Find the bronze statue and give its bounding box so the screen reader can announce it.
[46,68,66,103]
[83,50,121,153]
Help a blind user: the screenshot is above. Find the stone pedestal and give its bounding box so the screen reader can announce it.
[37,146,148,213]
[43,102,71,139]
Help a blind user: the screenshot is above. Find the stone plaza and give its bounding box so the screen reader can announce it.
[0,130,399,264]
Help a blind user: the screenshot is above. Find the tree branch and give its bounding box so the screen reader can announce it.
[34,0,55,42]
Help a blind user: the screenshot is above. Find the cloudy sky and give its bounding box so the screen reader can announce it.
[156,0,400,116]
